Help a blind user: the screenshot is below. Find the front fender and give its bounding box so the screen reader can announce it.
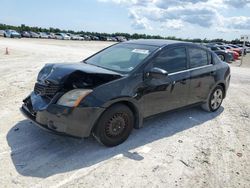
[103,97,143,129]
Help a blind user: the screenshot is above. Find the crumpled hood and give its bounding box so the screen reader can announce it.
[37,62,122,85]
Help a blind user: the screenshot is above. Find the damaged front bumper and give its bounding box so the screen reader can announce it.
[21,92,105,138]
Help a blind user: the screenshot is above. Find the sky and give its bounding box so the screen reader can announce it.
[1,0,250,40]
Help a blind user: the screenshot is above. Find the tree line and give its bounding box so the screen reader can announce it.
[0,23,242,44]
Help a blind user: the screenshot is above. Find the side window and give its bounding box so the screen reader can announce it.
[189,48,208,68]
[152,47,187,73]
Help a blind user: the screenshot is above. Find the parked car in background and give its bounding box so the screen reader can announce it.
[245,43,250,48]
[98,36,107,41]
[21,40,230,147]
[29,31,40,38]
[67,33,77,40]
[38,32,49,39]
[54,33,63,40]
[4,30,21,38]
[236,44,250,53]
[75,35,84,40]
[223,45,242,56]
[214,42,225,45]
[0,30,6,37]
[106,37,116,41]
[21,31,31,38]
[67,33,84,40]
[78,35,85,40]
[55,33,70,40]
[217,45,239,60]
[82,35,91,40]
[206,45,234,63]
[111,37,118,41]
[90,35,99,40]
[116,36,127,42]
[47,32,56,39]
[228,44,246,55]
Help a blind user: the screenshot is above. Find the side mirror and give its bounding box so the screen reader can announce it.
[146,67,168,79]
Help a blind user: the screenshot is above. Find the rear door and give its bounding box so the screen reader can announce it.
[187,47,216,104]
[143,46,191,117]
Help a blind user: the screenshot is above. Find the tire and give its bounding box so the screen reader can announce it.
[218,54,225,61]
[93,104,134,147]
[201,85,224,112]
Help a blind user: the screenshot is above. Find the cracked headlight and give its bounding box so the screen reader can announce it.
[57,89,93,107]
[37,64,54,81]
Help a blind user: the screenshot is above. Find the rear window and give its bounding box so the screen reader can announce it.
[189,48,209,68]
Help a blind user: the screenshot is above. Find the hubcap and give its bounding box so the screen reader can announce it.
[105,113,128,137]
[211,89,223,110]
[218,55,225,61]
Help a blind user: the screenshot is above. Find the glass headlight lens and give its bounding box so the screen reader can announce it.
[57,89,92,107]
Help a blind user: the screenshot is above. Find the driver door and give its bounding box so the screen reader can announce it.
[142,46,190,117]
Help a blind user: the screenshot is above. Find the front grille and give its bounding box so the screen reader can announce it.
[34,82,60,96]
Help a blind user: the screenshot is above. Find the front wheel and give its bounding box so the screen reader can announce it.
[93,104,134,147]
[201,85,224,112]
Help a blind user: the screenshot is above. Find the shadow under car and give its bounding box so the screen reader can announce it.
[7,106,223,178]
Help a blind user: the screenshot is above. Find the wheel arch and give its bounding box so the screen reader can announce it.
[91,99,143,134]
[205,81,226,103]
[116,100,141,129]
[217,82,226,98]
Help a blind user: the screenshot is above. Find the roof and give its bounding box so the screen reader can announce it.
[124,39,188,47]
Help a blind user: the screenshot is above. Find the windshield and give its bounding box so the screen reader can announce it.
[85,43,157,73]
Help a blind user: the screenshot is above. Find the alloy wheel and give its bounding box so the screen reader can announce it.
[211,89,223,110]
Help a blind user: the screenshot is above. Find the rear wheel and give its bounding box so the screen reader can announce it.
[218,54,225,61]
[201,85,224,112]
[93,104,134,147]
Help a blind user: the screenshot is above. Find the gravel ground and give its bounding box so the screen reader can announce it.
[0,38,249,188]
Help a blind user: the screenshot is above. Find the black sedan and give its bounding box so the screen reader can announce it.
[21,40,231,146]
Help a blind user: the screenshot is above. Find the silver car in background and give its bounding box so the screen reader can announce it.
[29,31,40,38]
[38,32,49,39]
[55,33,70,40]
[0,30,6,37]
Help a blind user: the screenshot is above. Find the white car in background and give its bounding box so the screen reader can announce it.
[237,43,250,53]
[38,32,49,39]
[0,30,6,37]
[55,33,70,40]
[67,33,84,40]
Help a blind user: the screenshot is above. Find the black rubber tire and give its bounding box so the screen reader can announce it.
[93,104,134,147]
[201,85,224,112]
[218,54,225,61]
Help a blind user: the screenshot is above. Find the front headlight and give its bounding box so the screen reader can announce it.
[57,89,93,107]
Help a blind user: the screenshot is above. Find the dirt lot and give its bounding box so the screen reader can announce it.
[0,38,249,188]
